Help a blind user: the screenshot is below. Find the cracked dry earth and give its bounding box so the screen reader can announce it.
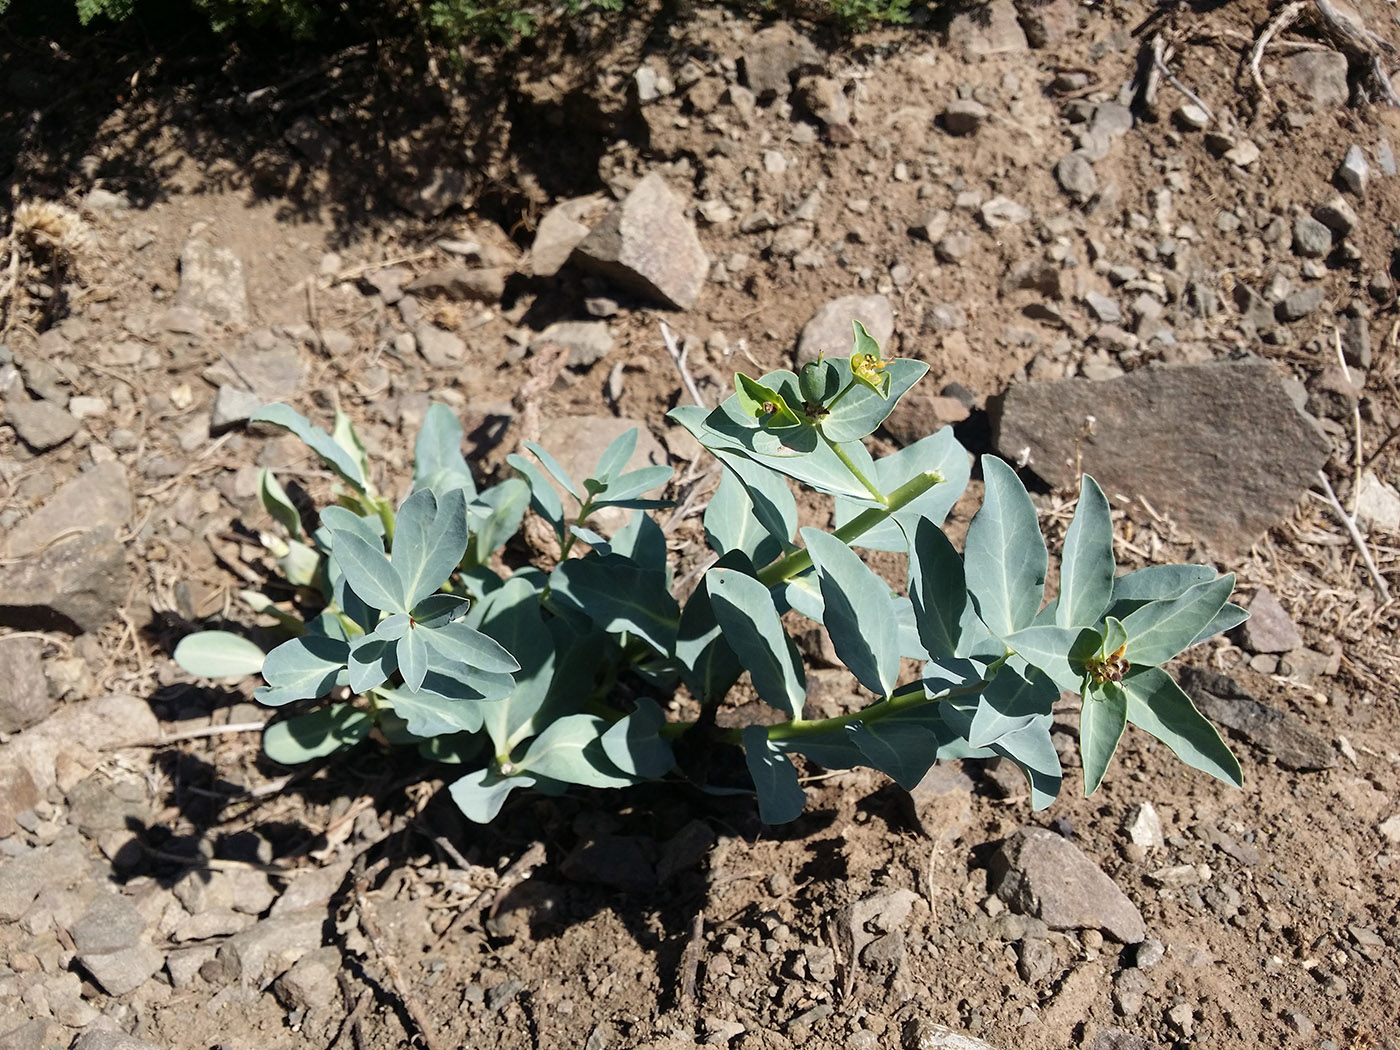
[2,0,1400,1048]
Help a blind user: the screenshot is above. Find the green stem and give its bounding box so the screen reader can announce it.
[373,497,396,546]
[755,469,944,587]
[557,498,595,560]
[825,433,886,504]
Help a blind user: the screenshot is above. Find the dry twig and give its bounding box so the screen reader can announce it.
[353,866,445,1050]
[1315,470,1391,602]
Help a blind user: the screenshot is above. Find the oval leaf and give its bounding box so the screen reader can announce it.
[174,631,266,679]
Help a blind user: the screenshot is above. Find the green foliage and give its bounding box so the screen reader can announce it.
[177,321,1248,826]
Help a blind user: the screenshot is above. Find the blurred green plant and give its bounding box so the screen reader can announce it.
[176,322,1247,826]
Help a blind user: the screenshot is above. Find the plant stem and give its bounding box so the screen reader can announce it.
[557,498,595,560]
[373,497,396,545]
[826,434,886,503]
[755,469,943,587]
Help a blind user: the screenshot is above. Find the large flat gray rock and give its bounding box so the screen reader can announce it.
[4,461,131,559]
[0,525,128,634]
[991,359,1330,556]
[176,240,248,326]
[573,174,709,310]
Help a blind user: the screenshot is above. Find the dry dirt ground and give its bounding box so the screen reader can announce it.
[2,0,1400,1048]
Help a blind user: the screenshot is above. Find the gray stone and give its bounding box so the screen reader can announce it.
[1240,588,1302,653]
[531,321,614,369]
[0,693,159,796]
[990,827,1146,943]
[4,462,131,560]
[1337,144,1369,195]
[902,1019,999,1049]
[217,907,327,985]
[0,525,129,634]
[174,908,254,942]
[1292,216,1333,258]
[1313,193,1358,237]
[1286,51,1350,108]
[77,943,164,997]
[794,76,851,132]
[1112,967,1151,1016]
[1123,803,1164,848]
[0,637,52,733]
[1179,667,1336,771]
[414,323,466,368]
[0,832,93,921]
[5,397,78,451]
[19,357,69,403]
[67,772,150,837]
[166,945,217,989]
[395,168,470,218]
[1174,104,1209,130]
[990,359,1331,556]
[1089,1032,1153,1050]
[175,240,249,326]
[531,196,606,277]
[740,23,820,101]
[210,385,264,431]
[273,946,341,1012]
[947,0,1028,58]
[1275,286,1325,322]
[1016,936,1058,983]
[1341,313,1371,369]
[936,232,973,262]
[1378,136,1397,175]
[205,336,305,403]
[796,295,895,367]
[1224,139,1260,167]
[1356,471,1400,533]
[943,99,989,135]
[270,861,352,917]
[1233,283,1276,334]
[1084,291,1122,324]
[158,305,207,335]
[69,892,147,955]
[1055,152,1098,201]
[979,197,1030,230]
[905,762,974,843]
[574,174,709,310]
[1091,102,1134,138]
[70,1033,164,1050]
[405,266,506,303]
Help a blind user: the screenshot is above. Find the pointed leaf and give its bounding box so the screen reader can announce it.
[347,636,397,693]
[327,527,404,613]
[601,699,675,778]
[593,427,638,484]
[1190,601,1248,650]
[593,465,673,506]
[1057,475,1115,628]
[707,568,805,718]
[517,714,636,787]
[1080,682,1127,795]
[419,618,520,674]
[523,441,580,500]
[375,675,488,737]
[906,517,968,660]
[801,527,899,697]
[1122,575,1235,667]
[393,489,467,609]
[507,454,565,541]
[743,725,807,824]
[705,462,796,564]
[963,456,1047,637]
[1123,667,1242,787]
[834,427,970,551]
[413,403,477,499]
[472,576,559,753]
[1002,625,1094,695]
[848,720,938,790]
[263,705,372,764]
[818,356,928,443]
[398,628,430,691]
[251,403,366,492]
[967,668,1058,749]
[255,635,350,706]
[675,559,746,704]
[174,631,266,679]
[549,556,679,655]
[258,469,304,541]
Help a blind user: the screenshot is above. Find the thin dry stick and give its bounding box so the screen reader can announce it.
[679,911,705,1006]
[1316,470,1391,601]
[429,841,548,952]
[330,976,374,1050]
[103,721,269,750]
[1332,327,1364,509]
[1251,1,1307,104]
[353,875,444,1050]
[1154,43,1214,119]
[660,320,708,410]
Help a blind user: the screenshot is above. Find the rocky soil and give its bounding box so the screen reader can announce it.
[2,0,1400,1048]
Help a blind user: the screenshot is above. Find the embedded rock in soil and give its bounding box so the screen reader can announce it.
[1055,152,1097,201]
[1337,144,1369,195]
[531,196,607,277]
[0,762,41,839]
[0,525,129,634]
[990,358,1331,556]
[573,173,709,310]
[530,320,614,369]
[3,461,131,559]
[901,1019,1000,1049]
[405,265,507,303]
[414,322,466,368]
[1356,471,1400,533]
[947,0,1028,58]
[1088,1028,1154,1050]
[210,385,264,430]
[175,240,249,326]
[1239,588,1302,653]
[4,397,79,451]
[988,827,1147,943]
[561,835,657,893]
[740,23,820,102]
[1285,51,1350,109]
[71,1033,165,1050]
[1292,215,1333,258]
[0,693,160,797]
[216,907,327,986]
[904,762,974,842]
[205,334,306,402]
[69,892,148,956]
[795,294,895,367]
[1178,667,1335,770]
[942,99,989,136]
[0,637,52,733]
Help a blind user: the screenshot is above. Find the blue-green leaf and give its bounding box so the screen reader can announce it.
[966,667,1058,749]
[607,510,669,574]
[592,427,638,484]
[507,454,565,541]
[704,461,797,565]
[258,469,304,541]
[319,505,384,547]
[375,676,488,737]
[263,705,373,764]
[987,719,1062,810]
[254,635,350,707]
[517,714,636,787]
[397,628,430,691]
[250,403,367,493]
[594,465,673,506]
[449,767,536,823]
[327,527,403,613]
[819,357,929,443]
[522,441,581,501]
[1057,475,1115,629]
[675,560,746,705]
[473,575,560,753]
[174,631,266,679]
[549,556,679,655]
[801,528,899,697]
[347,636,397,692]
[418,618,520,674]
[834,427,970,552]
[1111,564,1216,604]
[467,478,530,566]
[413,403,477,499]
[906,518,968,661]
[1189,602,1248,650]
[1122,666,1242,787]
[1080,681,1127,795]
[743,725,807,824]
[1002,625,1095,695]
[848,720,939,790]
[707,568,805,718]
[963,456,1047,637]
[409,597,467,629]
[601,699,675,778]
[392,489,467,609]
[1121,575,1235,667]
